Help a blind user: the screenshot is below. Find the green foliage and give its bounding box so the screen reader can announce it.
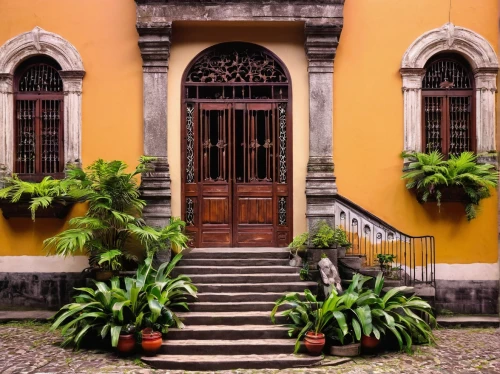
[40,158,188,270]
[270,289,348,353]
[271,273,436,354]
[288,232,309,256]
[402,151,499,221]
[299,262,310,281]
[50,253,197,349]
[0,172,87,220]
[377,254,396,276]
[311,221,352,249]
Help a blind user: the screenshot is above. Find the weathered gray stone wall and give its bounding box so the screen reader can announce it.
[0,273,85,310]
[435,280,498,315]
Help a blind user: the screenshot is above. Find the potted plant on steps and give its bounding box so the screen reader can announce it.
[309,221,352,269]
[271,289,347,356]
[288,232,309,266]
[117,324,136,355]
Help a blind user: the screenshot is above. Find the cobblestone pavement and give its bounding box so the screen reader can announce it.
[0,322,499,373]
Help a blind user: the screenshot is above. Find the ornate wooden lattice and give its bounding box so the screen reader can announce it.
[19,64,63,92]
[182,42,292,247]
[186,43,288,84]
[14,60,64,176]
[422,56,474,156]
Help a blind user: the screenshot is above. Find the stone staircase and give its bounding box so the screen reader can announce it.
[142,248,320,371]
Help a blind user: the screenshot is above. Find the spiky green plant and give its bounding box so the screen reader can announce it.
[402,151,499,220]
[50,254,197,349]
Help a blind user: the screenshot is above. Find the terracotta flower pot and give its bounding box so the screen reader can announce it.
[361,334,380,353]
[304,331,325,356]
[117,334,135,355]
[141,329,163,356]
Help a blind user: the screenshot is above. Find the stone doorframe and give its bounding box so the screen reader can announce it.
[135,0,345,230]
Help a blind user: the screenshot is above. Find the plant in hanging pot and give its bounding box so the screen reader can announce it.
[401,151,499,221]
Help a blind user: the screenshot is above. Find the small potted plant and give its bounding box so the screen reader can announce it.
[117,324,136,355]
[376,253,396,277]
[288,232,309,266]
[141,327,163,356]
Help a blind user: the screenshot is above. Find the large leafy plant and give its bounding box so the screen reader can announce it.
[39,158,188,270]
[311,221,351,249]
[50,254,197,349]
[402,151,499,220]
[270,289,347,353]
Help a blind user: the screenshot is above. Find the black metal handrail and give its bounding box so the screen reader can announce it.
[332,195,436,287]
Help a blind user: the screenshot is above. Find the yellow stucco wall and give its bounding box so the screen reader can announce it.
[0,0,498,268]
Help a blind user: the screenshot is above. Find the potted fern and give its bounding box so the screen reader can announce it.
[402,151,499,220]
[0,172,85,220]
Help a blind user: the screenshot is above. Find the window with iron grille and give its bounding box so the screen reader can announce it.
[14,57,64,179]
[422,54,475,156]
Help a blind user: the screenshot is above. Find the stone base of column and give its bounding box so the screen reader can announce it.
[305,160,337,233]
[140,156,171,228]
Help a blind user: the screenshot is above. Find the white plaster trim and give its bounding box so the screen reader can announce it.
[0,27,85,173]
[401,23,499,153]
[0,256,88,273]
[406,263,499,281]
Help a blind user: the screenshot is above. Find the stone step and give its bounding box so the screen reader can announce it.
[159,339,302,355]
[180,258,290,267]
[188,292,302,303]
[194,282,316,293]
[167,325,290,340]
[436,315,500,328]
[338,256,363,270]
[184,248,289,259]
[142,354,322,370]
[177,311,286,325]
[187,273,300,284]
[185,301,280,312]
[173,265,299,275]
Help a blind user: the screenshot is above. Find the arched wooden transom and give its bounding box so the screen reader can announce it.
[182,42,292,248]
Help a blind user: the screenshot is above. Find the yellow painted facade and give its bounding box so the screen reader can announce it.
[0,0,498,267]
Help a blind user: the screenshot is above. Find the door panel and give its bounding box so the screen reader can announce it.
[183,101,291,247]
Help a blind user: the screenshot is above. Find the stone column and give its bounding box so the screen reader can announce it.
[137,22,172,228]
[474,67,498,165]
[0,73,13,186]
[59,70,85,170]
[304,23,341,231]
[400,68,426,153]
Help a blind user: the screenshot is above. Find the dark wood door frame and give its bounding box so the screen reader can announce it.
[181,42,293,248]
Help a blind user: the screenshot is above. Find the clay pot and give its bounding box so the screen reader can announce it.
[304,331,325,356]
[330,342,360,357]
[95,270,117,281]
[117,334,135,355]
[141,329,163,356]
[361,335,380,353]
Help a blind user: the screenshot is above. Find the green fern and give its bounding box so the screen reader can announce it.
[402,151,499,220]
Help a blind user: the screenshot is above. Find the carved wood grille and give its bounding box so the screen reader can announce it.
[422,57,474,156]
[14,62,64,175]
[187,44,288,83]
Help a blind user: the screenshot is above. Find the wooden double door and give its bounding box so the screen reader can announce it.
[182,102,292,247]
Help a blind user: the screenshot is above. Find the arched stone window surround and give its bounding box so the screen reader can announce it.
[401,23,499,159]
[0,26,85,177]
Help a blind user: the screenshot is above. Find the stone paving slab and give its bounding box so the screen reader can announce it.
[437,315,500,328]
[0,322,499,373]
[0,310,54,322]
